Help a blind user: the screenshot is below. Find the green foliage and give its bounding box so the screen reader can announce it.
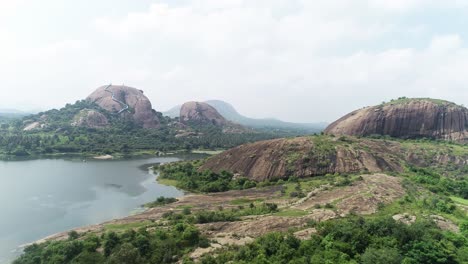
[14,222,204,264]
[164,203,279,225]
[407,166,468,199]
[384,97,456,107]
[157,161,257,193]
[144,196,178,208]
[200,216,466,264]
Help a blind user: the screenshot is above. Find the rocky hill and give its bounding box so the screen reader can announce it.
[180,101,228,126]
[87,85,160,128]
[200,135,468,181]
[325,98,468,143]
[163,100,326,132]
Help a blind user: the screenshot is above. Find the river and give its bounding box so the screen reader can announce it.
[0,155,200,263]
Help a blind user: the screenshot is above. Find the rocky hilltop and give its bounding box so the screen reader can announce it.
[200,135,467,181]
[325,98,468,143]
[87,85,160,128]
[179,101,228,126]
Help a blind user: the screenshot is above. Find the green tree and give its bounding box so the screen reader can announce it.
[107,243,144,264]
[361,247,402,264]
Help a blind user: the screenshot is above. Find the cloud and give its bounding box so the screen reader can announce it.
[0,0,467,122]
[429,35,462,53]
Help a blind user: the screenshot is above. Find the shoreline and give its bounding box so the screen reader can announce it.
[0,148,222,162]
[13,159,196,256]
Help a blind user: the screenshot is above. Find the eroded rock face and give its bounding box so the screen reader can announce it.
[200,137,404,181]
[200,135,467,181]
[180,101,228,126]
[325,99,468,143]
[87,85,160,128]
[23,122,42,131]
[71,109,109,128]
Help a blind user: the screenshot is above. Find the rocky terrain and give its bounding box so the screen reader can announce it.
[325,98,468,143]
[200,135,467,181]
[87,85,160,128]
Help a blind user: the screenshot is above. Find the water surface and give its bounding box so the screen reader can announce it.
[0,155,197,263]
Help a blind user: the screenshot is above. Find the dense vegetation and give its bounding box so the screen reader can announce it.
[200,216,468,264]
[406,166,468,199]
[14,206,467,264]
[156,160,257,192]
[0,101,301,158]
[13,222,205,264]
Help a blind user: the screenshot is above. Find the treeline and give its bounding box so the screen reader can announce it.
[0,127,281,157]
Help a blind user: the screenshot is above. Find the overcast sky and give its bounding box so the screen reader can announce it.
[1,0,467,122]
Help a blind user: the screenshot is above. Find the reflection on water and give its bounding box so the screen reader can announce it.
[0,154,203,263]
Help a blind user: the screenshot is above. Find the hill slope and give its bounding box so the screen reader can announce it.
[200,135,468,181]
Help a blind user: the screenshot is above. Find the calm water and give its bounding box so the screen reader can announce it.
[0,155,198,263]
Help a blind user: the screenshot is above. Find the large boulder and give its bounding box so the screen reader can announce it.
[179,101,228,126]
[325,98,468,143]
[200,136,404,181]
[87,85,160,128]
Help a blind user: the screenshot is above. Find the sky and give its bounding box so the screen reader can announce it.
[0,0,467,123]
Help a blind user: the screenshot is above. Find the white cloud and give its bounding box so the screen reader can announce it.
[429,35,462,54]
[1,0,468,122]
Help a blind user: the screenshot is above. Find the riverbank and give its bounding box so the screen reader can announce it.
[23,173,417,262]
[0,148,222,162]
[0,155,196,263]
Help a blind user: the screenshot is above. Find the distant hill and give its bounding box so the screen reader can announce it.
[0,108,28,114]
[0,109,29,121]
[163,100,326,132]
[163,105,182,119]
